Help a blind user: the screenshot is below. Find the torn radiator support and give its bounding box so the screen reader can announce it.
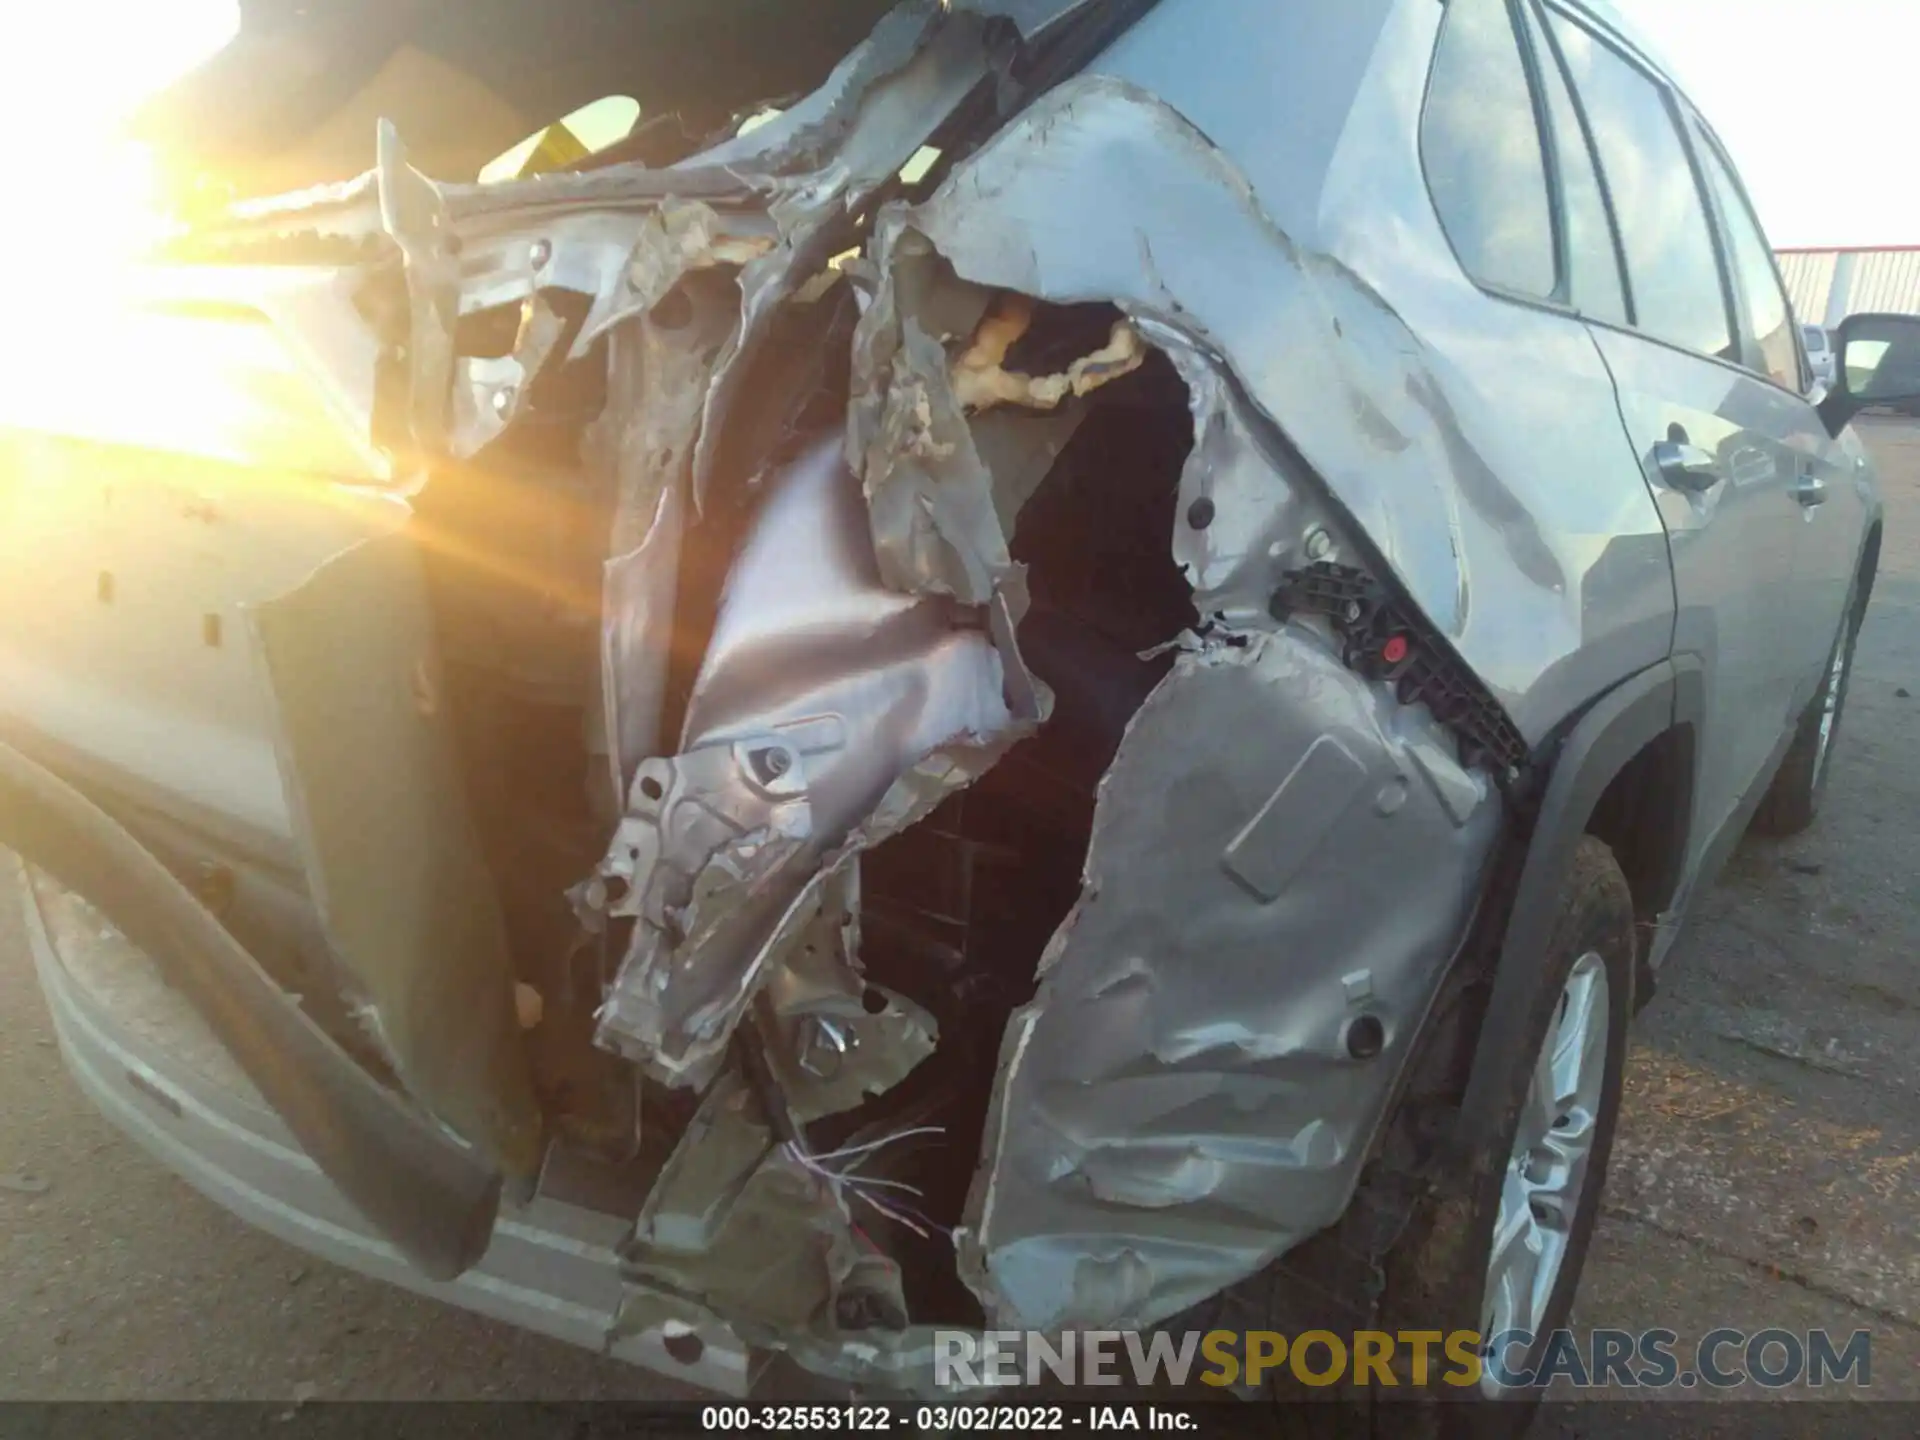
[583,434,1043,1090]
[1269,562,1531,786]
[957,630,1501,1333]
[758,866,939,1125]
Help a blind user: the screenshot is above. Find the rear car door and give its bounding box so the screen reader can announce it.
[1687,118,1866,705]
[1541,3,1809,855]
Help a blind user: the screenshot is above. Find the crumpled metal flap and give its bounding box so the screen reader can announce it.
[250,528,543,1176]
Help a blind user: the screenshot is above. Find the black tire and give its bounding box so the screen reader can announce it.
[1180,837,1636,1438]
[1752,564,1867,837]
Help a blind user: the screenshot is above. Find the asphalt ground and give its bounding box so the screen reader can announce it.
[2,421,1918,1416]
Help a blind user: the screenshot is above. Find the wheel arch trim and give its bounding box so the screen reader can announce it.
[1455,657,1699,1151]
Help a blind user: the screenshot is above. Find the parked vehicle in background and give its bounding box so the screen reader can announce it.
[0,0,1908,1433]
[1805,323,1837,389]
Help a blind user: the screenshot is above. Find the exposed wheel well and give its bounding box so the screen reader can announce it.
[1583,722,1694,1001]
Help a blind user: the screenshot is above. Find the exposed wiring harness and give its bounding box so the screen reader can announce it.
[734,1011,951,1242]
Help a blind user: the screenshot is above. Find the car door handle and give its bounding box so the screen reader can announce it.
[1793,473,1828,508]
[1652,439,1721,493]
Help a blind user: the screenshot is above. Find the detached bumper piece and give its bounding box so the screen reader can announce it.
[0,729,501,1279]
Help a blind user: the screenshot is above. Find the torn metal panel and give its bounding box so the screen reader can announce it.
[249,528,544,1177]
[1148,332,1351,627]
[624,1069,901,1335]
[449,293,569,458]
[690,13,1001,513]
[374,121,458,462]
[846,225,1037,607]
[873,75,1511,725]
[761,867,939,1124]
[576,203,779,353]
[592,285,741,804]
[958,631,1500,1332]
[848,230,1158,618]
[588,435,1032,1087]
[584,742,816,1083]
[682,0,946,173]
[879,57,1678,740]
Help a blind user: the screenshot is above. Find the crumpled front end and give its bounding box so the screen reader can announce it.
[132,0,1528,1377]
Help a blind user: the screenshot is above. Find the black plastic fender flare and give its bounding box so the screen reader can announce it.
[1454,656,1702,1154]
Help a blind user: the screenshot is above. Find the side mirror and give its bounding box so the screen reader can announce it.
[1819,312,1920,435]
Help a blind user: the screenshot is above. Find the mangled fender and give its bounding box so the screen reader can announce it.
[580,11,1533,1346]
[587,436,1046,1089]
[861,69,1634,743]
[841,72,1513,1332]
[957,636,1498,1331]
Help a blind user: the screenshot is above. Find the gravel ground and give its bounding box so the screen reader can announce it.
[2,424,1919,1410]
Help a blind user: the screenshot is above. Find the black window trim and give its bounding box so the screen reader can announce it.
[1419,0,1805,397]
[1540,0,1744,371]
[1523,0,1635,327]
[1508,0,1571,306]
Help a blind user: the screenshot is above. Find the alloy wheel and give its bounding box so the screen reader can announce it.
[1479,951,1610,1398]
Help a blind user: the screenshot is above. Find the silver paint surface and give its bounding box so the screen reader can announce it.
[959,634,1499,1331]
[588,436,1027,1086]
[3,0,1888,1379]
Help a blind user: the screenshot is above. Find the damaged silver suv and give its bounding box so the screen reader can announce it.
[4,0,1910,1426]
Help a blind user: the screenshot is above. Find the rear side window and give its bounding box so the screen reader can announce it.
[1548,11,1733,359]
[1695,132,1800,389]
[1423,0,1557,298]
[1523,1,1628,325]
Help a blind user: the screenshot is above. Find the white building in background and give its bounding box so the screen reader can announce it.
[1777,247,1920,329]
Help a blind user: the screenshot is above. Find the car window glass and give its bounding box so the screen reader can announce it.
[1523,2,1627,324]
[1695,138,1799,388]
[1548,12,1733,359]
[1423,0,1557,298]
